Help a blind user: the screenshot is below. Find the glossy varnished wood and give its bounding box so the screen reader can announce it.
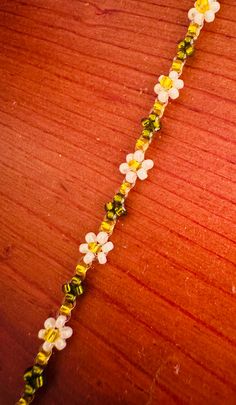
[0,1,236,404]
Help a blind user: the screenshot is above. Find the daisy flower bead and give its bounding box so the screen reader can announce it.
[119,150,154,184]
[154,71,184,103]
[188,0,220,25]
[79,231,114,264]
[38,315,72,352]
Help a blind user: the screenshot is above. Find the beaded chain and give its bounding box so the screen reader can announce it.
[16,1,220,403]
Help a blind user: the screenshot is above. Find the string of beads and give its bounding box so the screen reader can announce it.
[17,1,220,403]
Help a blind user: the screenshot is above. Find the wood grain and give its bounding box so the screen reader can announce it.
[0,1,236,404]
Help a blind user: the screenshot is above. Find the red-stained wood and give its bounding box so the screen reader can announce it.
[0,0,236,404]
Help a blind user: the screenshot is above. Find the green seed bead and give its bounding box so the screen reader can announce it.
[177,40,186,50]
[186,46,194,56]
[75,285,83,296]
[115,206,127,217]
[176,50,186,60]
[184,36,192,44]
[24,385,35,396]
[65,293,76,303]
[141,118,150,127]
[71,275,82,286]
[33,375,44,389]
[105,201,114,211]
[113,193,124,204]
[148,113,157,122]
[153,119,161,131]
[32,365,43,375]
[106,211,116,220]
[62,283,71,294]
[24,370,33,382]
[16,399,28,405]
[142,129,152,139]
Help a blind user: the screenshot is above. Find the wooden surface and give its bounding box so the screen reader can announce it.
[0,1,236,404]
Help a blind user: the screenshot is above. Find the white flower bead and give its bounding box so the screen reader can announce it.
[79,232,114,265]
[83,251,95,264]
[38,315,73,353]
[96,231,109,245]
[188,0,220,25]
[119,150,154,185]
[85,232,97,244]
[154,71,184,103]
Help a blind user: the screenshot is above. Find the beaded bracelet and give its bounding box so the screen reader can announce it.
[16,1,221,403]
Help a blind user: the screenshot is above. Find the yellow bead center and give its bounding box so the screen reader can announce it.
[88,242,101,254]
[119,182,131,194]
[128,159,141,171]
[195,0,210,13]
[160,76,173,90]
[44,328,59,343]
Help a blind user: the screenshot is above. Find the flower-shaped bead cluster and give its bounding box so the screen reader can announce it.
[79,231,114,264]
[38,315,72,352]
[154,71,184,103]
[119,150,154,184]
[188,0,220,24]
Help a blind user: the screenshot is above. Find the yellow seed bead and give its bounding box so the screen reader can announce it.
[128,159,140,170]
[99,220,113,233]
[44,328,59,343]
[59,302,74,316]
[16,399,27,405]
[153,101,165,116]
[119,182,132,195]
[195,0,209,13]
[75,263,88,279]
[171,59,183,73]
[160,76,172,90]
[88,242,100,253]
[188,23,199,37]
[35,351,50,366]
[135,137,150,152]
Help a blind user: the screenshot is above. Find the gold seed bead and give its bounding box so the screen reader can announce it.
[135,137,150,152]
[171,59,184,73]
[34,351,51,366]
[59,301,75,316]
[119,182,132,196]
[188,23,200,38]
[153,101,165,116]
[75,263,89,280]
[128,159,140,170]
[100,220,112,231]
